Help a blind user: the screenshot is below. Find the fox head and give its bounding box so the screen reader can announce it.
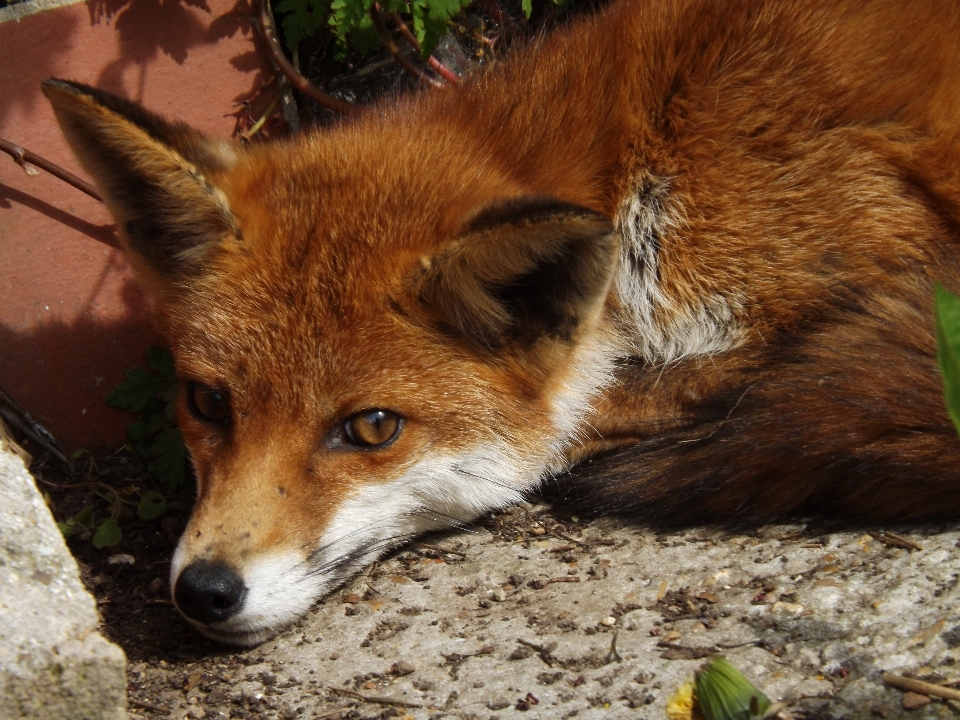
[45,79,620,645]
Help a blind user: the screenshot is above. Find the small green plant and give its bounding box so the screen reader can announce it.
[936,283,960,436]
[666,657,774,720]
[275,0,573,61]
[277,0,473,58]
[107,345,188,495]
[54,453,139,548]
[55,346,186,548]
[57,504,121,548]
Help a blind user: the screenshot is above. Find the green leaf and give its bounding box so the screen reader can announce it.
[330,0,373,42]
[521,0,532,18]
[936,283,960,437]
[348,15,381,56]
[145,345,176,378]
[92,518,122,549]
[56,521,70,536]
[695,657,770,720]
[107,367,176,413]
[127,420,146,442]
[75,505,96,529]
[147,426,188,492]
[137,490,168,521]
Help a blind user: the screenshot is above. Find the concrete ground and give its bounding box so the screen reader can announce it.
[121,503,960,720]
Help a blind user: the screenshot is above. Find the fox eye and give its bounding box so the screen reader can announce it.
[343,409,402,448]
[187,382,231,425]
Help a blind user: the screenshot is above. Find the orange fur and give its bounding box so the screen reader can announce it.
[45,0,960,644]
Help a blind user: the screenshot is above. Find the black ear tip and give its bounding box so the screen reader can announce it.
[42,78,94,101]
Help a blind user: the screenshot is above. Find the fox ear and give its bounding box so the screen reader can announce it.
[42,79,240,280]
[415,197,618,352]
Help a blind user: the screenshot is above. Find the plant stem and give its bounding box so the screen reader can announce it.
[882,674,960,702]
[242,81,286,139]
[257,0,358,116]
[371,6,445,90]
[388,11,460,85]
[0,136,101,201]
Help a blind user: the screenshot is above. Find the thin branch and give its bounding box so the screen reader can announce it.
[370,7,445,89]
[388,11,459,85]
[882,673,960,702]
[0,136,101,201]
[326,686,423,709]
[257,0,358,116]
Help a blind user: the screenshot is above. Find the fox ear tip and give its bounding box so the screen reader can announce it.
[42,78,97,106]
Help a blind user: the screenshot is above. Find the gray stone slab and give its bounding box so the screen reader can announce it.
[0,448,126,720]
[213,510,960,720]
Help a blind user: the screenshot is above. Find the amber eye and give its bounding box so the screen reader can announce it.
[343,409,402,448]
[187,382,231,425]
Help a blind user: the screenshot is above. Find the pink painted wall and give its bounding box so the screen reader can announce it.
[0,0,271,450]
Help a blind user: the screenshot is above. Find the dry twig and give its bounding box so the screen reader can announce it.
[327,686,423,708]
[882,673,960,701]
[0,136,101,201]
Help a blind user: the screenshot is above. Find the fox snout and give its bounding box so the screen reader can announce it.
[173,561,246,626]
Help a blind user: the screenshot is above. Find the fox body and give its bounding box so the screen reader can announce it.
[46,0,960,645]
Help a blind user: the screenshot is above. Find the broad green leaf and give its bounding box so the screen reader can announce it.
[138,490,168,521]
[521,0,532,18]
[146,345,176,378]
[936,283,960,436]
[107,367,175,412]
[695,657,770,720]
[93,518,122,549]
[127,420,146,442]
[148,426,188,492]
[75,505,96,529]
[348,16,381,56]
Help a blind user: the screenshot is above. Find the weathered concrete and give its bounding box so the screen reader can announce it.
[173,508,960,720]
[0,448,126,720]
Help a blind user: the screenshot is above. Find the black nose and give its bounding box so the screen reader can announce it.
[174,562,247,625]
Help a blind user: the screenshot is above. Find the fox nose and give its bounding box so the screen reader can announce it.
[174,562,247,625]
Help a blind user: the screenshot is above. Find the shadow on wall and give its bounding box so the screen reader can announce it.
[85,0,261,104]
[0,182,160,451]
[0,182,118,247]
[0,0,263,127]
[0,282,163,452]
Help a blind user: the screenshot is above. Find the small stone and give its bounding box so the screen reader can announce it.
[107,553,135,566]
[392,661,415,676]
[902,692,931,710]
[600,616,616,627]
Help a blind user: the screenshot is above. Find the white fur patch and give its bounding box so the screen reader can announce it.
[310,442,534,575]
[170,542,326,646]
[614,178,741,363]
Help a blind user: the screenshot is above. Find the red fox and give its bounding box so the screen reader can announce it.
[45,0,960,645]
